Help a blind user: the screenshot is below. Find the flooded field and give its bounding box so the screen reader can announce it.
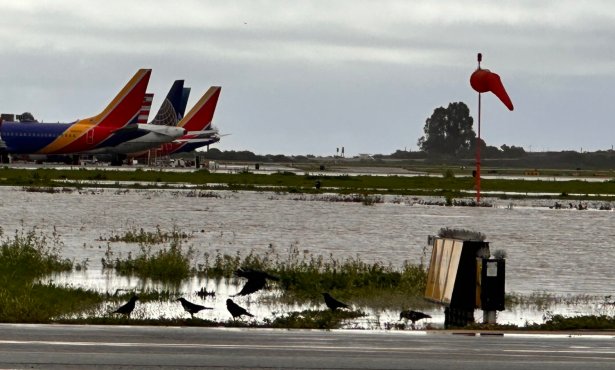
[2,186,614,328]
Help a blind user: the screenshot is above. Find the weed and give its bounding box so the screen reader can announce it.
[100,225,192,244]
[0,227,102,322]
[103,240,194,282]
[269,309,366,329]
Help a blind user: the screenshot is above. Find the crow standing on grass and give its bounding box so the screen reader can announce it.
[112,295,139,317]
[233,268,280,296]
[322,293,349,311]
[399,310,431,325]
[226,299,254,319]
[177,298,213,319]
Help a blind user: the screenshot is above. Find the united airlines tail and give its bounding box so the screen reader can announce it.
[180,87,191,119]
[151,80,186,126]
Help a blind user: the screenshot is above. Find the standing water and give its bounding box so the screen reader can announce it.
[3,186,614,326]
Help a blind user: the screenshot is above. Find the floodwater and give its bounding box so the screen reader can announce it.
[2,186,615,328]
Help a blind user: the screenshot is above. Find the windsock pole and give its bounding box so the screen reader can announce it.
[475,53,482,204]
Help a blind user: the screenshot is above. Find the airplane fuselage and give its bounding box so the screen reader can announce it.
[0,120,117,154]
[87,124,186,155]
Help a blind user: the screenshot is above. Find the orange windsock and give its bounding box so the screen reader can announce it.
[470,68,513,111]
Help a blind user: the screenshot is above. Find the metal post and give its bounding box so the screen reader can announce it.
[475,53,482,204]
[476,92,481,204]
[483,310,496,324]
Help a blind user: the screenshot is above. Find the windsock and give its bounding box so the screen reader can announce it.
[470,68,514,111]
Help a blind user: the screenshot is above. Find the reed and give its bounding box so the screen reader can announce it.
[198,245,428,306]
[100,225,192,244]
[0,227,102,322]
[103,240,194,282]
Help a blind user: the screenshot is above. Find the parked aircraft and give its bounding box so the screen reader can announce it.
[0,69,151,155]
[134,86,222,159]
[84,80,189,162]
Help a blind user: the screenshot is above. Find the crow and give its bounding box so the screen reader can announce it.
[322,292,349,311]
[399,310,431,324]
[112,295,138,317]
[226,299,254,319]
[177,297,213,319]
[233,268,279,296]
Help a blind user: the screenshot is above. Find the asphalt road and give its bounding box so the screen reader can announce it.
[0,324,614,369]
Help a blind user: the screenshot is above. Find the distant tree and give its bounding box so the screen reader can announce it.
[417,102,475,156]
[500,144,526,157]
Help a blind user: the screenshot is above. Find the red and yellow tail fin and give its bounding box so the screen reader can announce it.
[178,86,221,131]
[87,69,152,127]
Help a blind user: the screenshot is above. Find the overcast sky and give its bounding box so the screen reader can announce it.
[1,0,614,156]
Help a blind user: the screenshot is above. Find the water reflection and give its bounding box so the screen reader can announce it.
[50,270,614,328]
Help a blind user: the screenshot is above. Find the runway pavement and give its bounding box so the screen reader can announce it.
[0,324,614,369]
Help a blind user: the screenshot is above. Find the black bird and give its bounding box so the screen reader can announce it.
[226,299,254,319]
[322,292,349,311]
[112,295,138,317]
[233,268,280,296]
[399,310,431,324]
[177,297,213,319]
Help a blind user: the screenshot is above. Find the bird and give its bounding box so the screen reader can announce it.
[322,292,349,311]
[177,297,213,319]
[399,310,431,324]
[233,268,280,296]
[112,295,138,317]
[226,299,254,319]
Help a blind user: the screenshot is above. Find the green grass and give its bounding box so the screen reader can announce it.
[0,227,103,322]
[527,314,615,330]
[0,227,72,280]
[102,241,194,282]
[99,225,192,244]
[198,245,428,309]
[267,309,366,329]
[2,167,615,200]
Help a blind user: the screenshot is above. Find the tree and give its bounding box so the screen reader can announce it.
[417,102,475,156]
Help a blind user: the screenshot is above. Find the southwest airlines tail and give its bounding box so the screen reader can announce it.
[31,69,151,155]
[86,68,151,128]
[178,86,221,131]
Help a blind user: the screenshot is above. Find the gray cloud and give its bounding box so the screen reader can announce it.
[1,0,615,155]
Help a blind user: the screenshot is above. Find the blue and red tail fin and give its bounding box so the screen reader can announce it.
[90,69,151,128]
[151,80,185,126]
[178,86,221,131]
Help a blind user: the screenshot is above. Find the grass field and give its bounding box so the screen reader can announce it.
[2,166,614,200]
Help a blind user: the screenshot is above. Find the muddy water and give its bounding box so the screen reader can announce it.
[3,186,614,327]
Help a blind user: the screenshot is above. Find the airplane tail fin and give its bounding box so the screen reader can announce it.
[178,86,221,131]
[151,80,186,126]
[137,93,154,124]
[90,69,151,128]
[180,87,191,119]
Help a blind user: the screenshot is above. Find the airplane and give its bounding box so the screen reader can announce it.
[0,69,151,156]
[133,86,222,159]
[83,80,190,163]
